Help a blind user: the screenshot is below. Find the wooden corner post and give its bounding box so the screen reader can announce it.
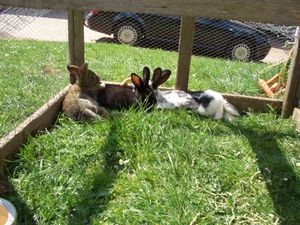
[175,16,196,91]
[282,26,300,118]
[68,9,84,66]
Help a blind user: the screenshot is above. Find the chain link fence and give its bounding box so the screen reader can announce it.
[85,9,295,63]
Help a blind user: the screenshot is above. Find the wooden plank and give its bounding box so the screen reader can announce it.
[222,93,283,113]
[282,27,300,118]
[1,0,300,26]
[68,9,84,66]
[0,85,70,159]
[292,108,300,131]
[175,16,195,91]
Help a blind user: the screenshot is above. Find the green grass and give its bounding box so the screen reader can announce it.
[1,39,298,224]
[0,40,69,137]
[5,109,300,224]
[85,43,275,94]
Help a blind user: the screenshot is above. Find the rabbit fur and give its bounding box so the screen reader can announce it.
[68,65,137,110]
[97,82,137,109]
[63,63,109,121]
[131,66,240,121]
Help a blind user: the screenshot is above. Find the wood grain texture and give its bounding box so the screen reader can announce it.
[222,93,283,113]
[175,16,195,91]
[1,0,300,25]
[0,85,70,159]
[68,9,84,66]
[282,36,300,118]
[292,108,300,131]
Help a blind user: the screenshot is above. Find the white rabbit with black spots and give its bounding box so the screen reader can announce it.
[131,66,239,121]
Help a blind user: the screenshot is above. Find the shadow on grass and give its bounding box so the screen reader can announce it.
[227,121,300,224]
[67,116,124,224]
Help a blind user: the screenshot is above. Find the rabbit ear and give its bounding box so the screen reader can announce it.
[151,67,162,89]
[156,69,171,86]
[69,73,77,84]
[79,63,88,76]
[131,73,144,91]
[143,67,150,85]
[67,65,79,75]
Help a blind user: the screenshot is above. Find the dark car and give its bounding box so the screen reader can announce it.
[85,10,271,61]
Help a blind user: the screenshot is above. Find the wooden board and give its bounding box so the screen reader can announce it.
[0,85,70,159]
[68,9,84,66]
[292,108,300,131]
[175,16,195,91]
[1,0,300,25]
[282,30,300,118]
[222,93,283,113]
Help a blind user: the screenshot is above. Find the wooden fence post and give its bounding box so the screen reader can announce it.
[175,16,196,91]
[68,9,84,66]
[282,26,300,118]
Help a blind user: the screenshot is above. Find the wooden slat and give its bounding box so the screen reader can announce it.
[0,85,70,159]
[68,9,84,66]
[175,16,195,91]
[292,108,300,131]
[282,28,300,118]
[222,93,283,113]
[0,0,300,26]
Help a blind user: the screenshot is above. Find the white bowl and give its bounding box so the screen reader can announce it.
[0,198,17,225]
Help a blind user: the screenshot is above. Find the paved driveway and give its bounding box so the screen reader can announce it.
[0,8,111,42]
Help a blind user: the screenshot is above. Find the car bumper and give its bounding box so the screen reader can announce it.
[256,44,271,60]
[255,35,271,60]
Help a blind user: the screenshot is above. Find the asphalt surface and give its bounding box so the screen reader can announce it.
[0,8,111,42]
[0,8,290,64]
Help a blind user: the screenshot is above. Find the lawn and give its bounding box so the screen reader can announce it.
[0,39,280,138]
[0,40,69,138]
[1,40,299,224]
[5,110,300,224]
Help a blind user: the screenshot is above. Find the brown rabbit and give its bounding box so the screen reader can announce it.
[68,67,137,110]
[62,63,109,121]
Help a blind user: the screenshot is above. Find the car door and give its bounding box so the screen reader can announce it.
[139,13,181,46]
[194,18,233,57]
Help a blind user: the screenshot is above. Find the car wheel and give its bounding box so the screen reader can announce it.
[114,22,141,45]
[230,42,252,61]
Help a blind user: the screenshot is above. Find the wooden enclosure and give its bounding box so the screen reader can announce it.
[0,0,300,161]
[2,0,300,25]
